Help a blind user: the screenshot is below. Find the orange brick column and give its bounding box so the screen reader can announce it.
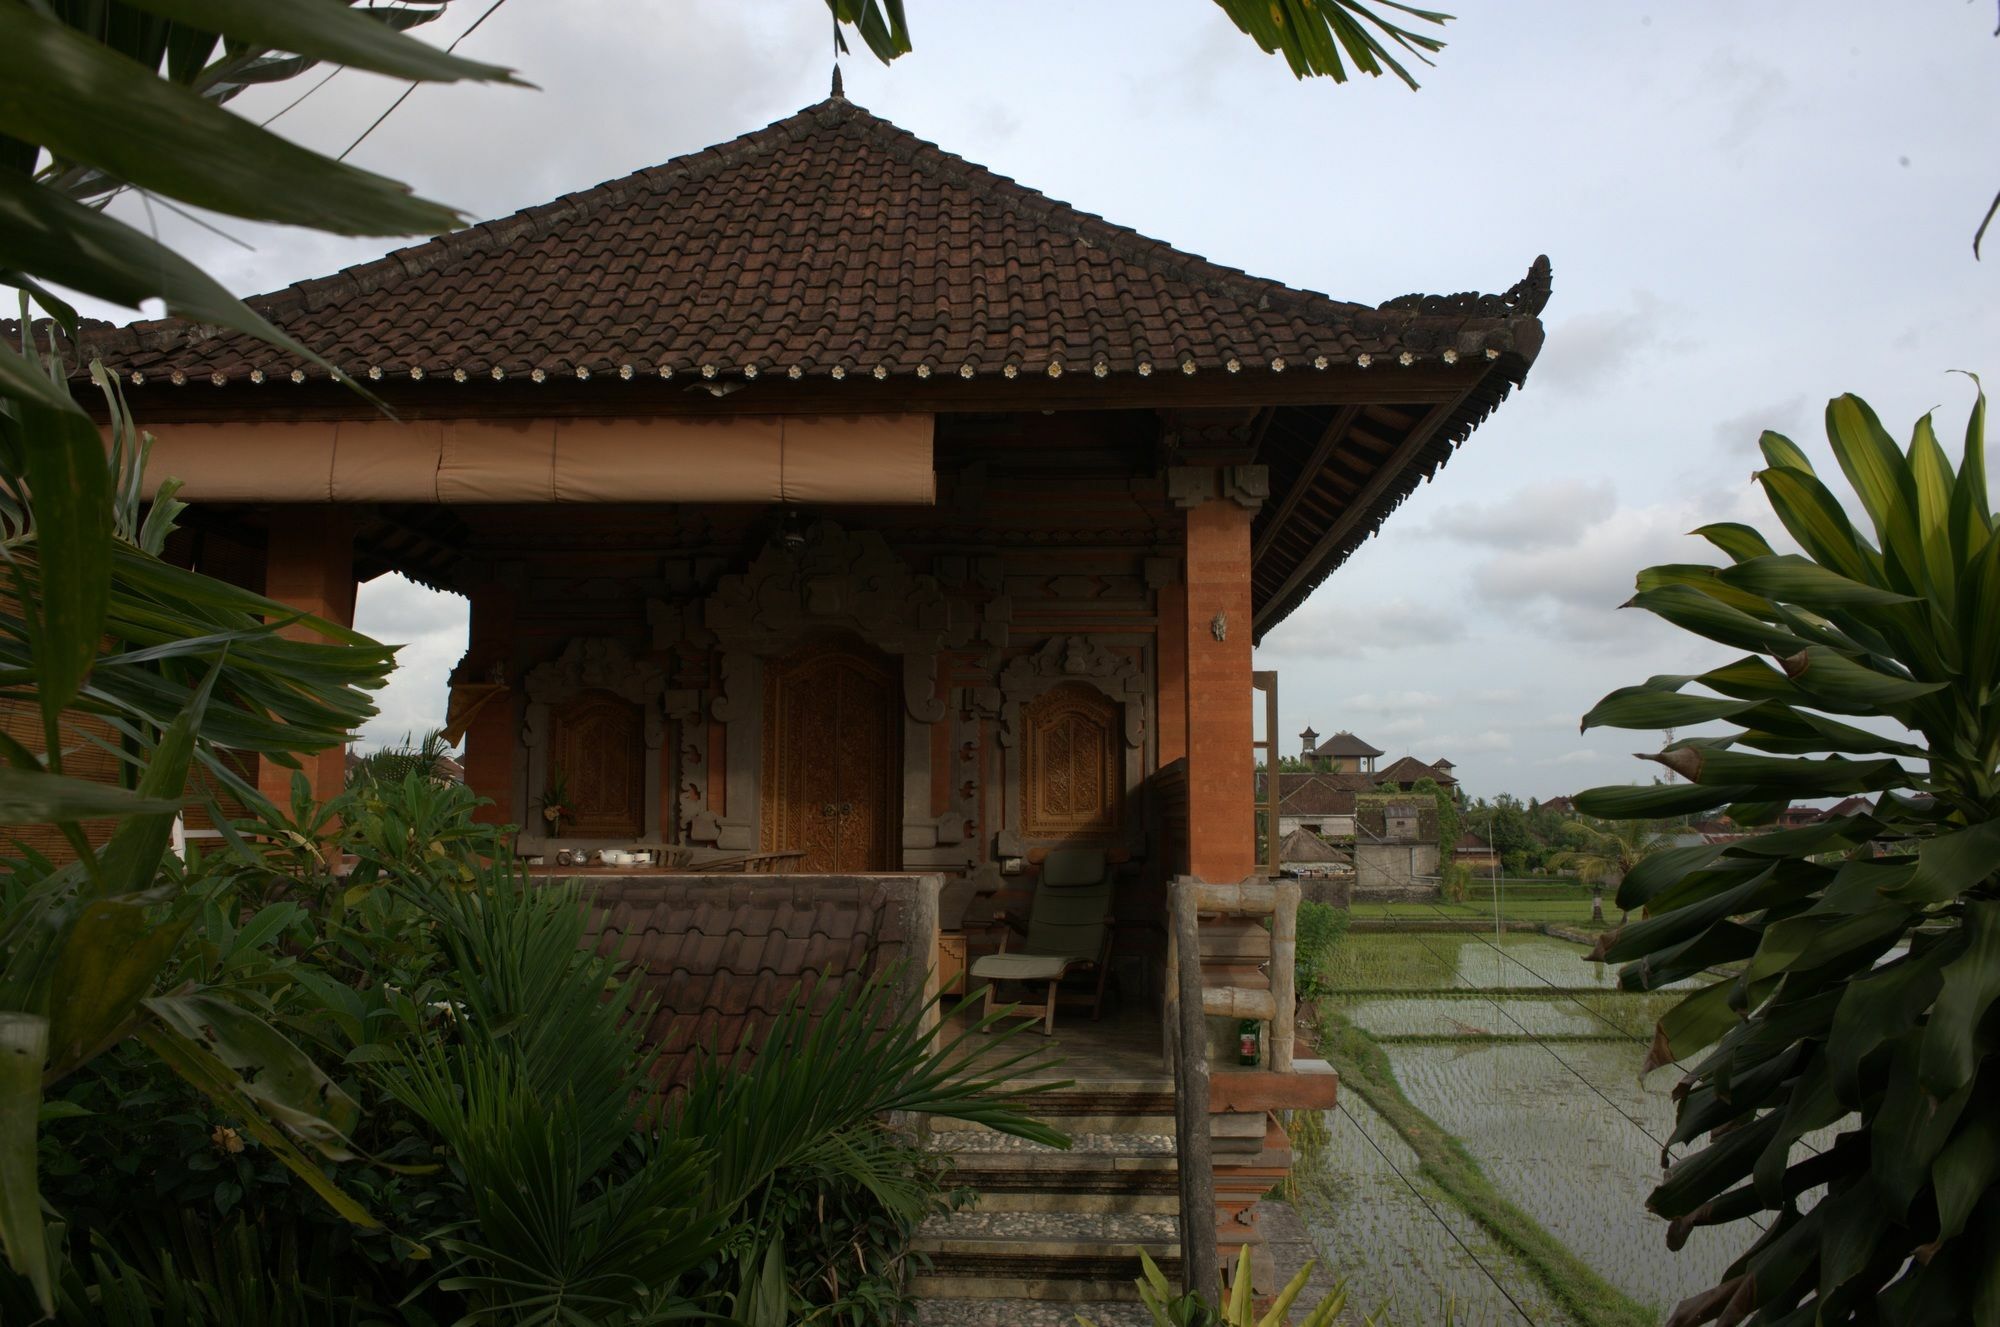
[1182,479,1257,883]
[257,506,355,808]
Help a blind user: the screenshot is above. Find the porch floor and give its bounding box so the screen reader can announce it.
[941,995,1167,1087]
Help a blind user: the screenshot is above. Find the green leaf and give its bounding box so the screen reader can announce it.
[1715,554,1917,609]
[1917,900,2000,1099]
[0,342,84,414]
[1826,393,1922,582]
[1758,428,1815,474]
[134,1017,377,1228]
[117,0,522,86]
[1783,645,1946,715]
[145,992,360,1152]
[0,1013,50,1313]
[1932,1108,2000,1242]
[0,171,362,386]
[44,895,192,1082]
[13,401,112,731]
[1756,466,1877,583]
[1826,940,1951,1107]
[1692,521,1777,564]
[1574,780,1757,819]
[1626,584,1807,655]
[1907,411,1957,597]
[94,654,220,898]
[0,764,177,823]
[0,6,465,237]
[1579,686,1760,733]
[1884,821,2000,906]
[1644,747,1907,797]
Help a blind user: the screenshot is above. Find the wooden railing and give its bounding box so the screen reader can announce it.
[1166,874,1300,1300]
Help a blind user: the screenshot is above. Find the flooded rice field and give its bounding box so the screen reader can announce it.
[1320,931,1702,993]
[1302,928,1804,1324]
[1290,1095,1583,1327]
[1388,1039,1748,1310]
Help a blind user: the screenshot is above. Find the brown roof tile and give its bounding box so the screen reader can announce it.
[79,94,1548,389]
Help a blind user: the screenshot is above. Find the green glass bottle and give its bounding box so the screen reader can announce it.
[1237,1018,1260,1066]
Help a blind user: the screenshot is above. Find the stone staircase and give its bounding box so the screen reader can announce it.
[912,1077,1183,1325]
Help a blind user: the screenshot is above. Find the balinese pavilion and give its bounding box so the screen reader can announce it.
[84,83,1547,1307]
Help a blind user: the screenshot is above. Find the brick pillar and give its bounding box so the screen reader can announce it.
[459,579,517,828]
[257,506,355,808]
[1156,564,1188,766]
[1183,492,1256,883]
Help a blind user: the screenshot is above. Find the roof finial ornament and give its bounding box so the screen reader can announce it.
[830,63,844,99]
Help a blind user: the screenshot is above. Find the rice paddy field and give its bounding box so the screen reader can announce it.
[1295,926,1784,1326]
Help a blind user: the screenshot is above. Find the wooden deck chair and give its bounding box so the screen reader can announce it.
[970,847,1115,1035]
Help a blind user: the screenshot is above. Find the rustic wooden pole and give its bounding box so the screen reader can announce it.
[1170,878,1221,1305]
[1271,880,1299,1073]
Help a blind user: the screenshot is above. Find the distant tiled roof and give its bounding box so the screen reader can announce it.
[1355,802,1438,844]
[1454,831,1492,853]
[1541,796,1575,815]
[1278,776,1359,817]
[1312,731,1383,758]
[1278,827,1346,864]
[74,93,1549,389]
[1374,755,1456,787]
[1260,770,1375,800]
[584,875,923,1090]
[1820,796,1874,820]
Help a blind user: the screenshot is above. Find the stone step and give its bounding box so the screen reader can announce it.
[929,1129,1176,1158]
[912,1210,1180,1303]
[915,1296,1157,1325]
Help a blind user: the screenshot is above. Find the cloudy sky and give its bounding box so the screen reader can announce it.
[62,1,2000,797]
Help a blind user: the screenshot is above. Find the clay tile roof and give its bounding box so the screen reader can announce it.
[1278,776,1358,817]
[1313,731,1383,758]
[74,94,1550,388]
[1278,827,1345,864]
[1375,755,1454,786]
[585,876,914,1091]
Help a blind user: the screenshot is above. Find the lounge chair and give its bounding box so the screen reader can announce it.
[970,846,1115,1035]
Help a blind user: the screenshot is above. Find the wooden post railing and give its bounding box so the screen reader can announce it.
[1168,878,1221,1306]
[1167,874,1302,1298]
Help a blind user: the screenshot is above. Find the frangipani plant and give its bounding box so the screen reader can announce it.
[1575,379,2000,1325]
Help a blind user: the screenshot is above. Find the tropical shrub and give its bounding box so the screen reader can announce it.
[1083,1246,1354,1327]
[1294,900,1351,1003]
[1575,382,2000,1324]
[8,771,1062,1324]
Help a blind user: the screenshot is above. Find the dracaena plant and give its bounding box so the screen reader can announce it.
[1574,378,2000,1326]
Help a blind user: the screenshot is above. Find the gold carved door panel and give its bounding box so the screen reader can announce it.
[761,640,900,872]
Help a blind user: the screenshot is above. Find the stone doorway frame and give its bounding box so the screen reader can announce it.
[517,637,667,857]
[681,521,968,861]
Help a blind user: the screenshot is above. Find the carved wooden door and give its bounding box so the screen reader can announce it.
[761,640,899,871]
[552,690,646,839]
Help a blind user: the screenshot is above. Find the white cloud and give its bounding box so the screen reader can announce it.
[352,575,467,753]
[1426,479,1615,552]
[1259,596,1466,660]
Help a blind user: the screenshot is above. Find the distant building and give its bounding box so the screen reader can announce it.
[1453,832,1498,871]
[1374,754,1459,792]
[1540,795,1575,816]
[1303,729,1383,774]
[1275,774,1361,838]
[1352,800,1440,896]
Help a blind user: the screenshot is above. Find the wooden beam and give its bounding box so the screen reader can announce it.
[1251,386,1476,638]
[1252,405,1358,564]
[1210,1069,1340,1113]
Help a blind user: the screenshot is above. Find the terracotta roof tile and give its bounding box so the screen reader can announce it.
[585,876,916,1090]
[75,94,1548,388]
